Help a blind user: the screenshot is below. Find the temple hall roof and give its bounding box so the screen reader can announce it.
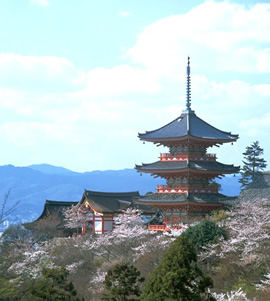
[80,190,155,214]
[23,200,78,233]
[31,200,78,221]
[138,111,239,143]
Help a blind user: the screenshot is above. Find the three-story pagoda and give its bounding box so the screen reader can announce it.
[135,57,239,225]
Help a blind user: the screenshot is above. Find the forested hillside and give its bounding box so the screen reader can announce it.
[1,199,270,300]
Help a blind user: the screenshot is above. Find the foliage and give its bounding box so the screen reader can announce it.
[239,141,267,189]
[3,204,270,300]
[201,199,270,261]
[141,233,215,301]
[102,262,144,301]
[29,214,71,239]
[199,199,270,299]
[1,224,39,252]
[232,277,256,296]
[185,219,227,250]
[0,277,20,301]
[206,210,227,222]
[22,267,83,301]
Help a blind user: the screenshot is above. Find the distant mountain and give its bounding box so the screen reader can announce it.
[0,164,241,226]
[28,164,79,176]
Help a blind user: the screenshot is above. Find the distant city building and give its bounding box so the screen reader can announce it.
[135,57,240,228]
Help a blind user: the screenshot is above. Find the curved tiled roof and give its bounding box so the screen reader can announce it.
[80,190,154,214]
[136,160,239,173]
[138,111,238,142]
[35,200,78,220]
[136,192,233,204]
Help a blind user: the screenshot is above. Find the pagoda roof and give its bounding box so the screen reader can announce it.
[135,192,234,205]
[80,190,154,214]
[138,111,238,144]
[136,160,239,174]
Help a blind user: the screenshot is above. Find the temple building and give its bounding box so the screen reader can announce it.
[25,190,154,236]
[135,57,240,227]
[79,190,154,234]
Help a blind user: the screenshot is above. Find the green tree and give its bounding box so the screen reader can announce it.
[185,219,227,250]
[21,267,83,301]
[140,233,215,301]
[0,277,20,301]
[239,141,267,189]
[103,262,145,301]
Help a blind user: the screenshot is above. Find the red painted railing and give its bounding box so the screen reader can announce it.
[148,224,170,231]
[160,153,216,162]
[157,184,218,194]
[148,224,187,231]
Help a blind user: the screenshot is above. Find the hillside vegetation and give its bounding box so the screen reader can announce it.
[1,199,270,300]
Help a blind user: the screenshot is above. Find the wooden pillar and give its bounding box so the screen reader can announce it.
[82,221,86,235]
[93,215,95,233]
[101,216,104,234]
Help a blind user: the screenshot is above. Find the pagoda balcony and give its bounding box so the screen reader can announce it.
[160,152,216,162]
[157,184,219,194]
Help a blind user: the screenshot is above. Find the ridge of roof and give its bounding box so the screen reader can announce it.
[84,190,140,197]
[45,200,78,206]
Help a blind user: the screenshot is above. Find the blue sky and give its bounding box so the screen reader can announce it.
[0,0,269,172]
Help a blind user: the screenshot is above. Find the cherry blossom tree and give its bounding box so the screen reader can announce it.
[201,199,270,261]
[211,288,249,301]
[63,203,87,234]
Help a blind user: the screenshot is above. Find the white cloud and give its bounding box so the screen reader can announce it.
[1,1,270,171]
[240,113,270,137]
[0,53,83,92]
[125,1,270,75]
[78,65,160,98]
[0,121,79,147]
[118,11,131,17]
[30,0,49,6]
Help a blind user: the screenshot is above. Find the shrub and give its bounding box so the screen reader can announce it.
[185,219,227,250]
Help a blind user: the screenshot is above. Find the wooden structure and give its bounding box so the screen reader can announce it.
[25,192,155,236]
[79,190,154,234]
[135,57,240,226]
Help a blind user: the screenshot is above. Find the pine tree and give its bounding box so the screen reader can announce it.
[239,141,267,189]
[140,233,215,301]
[103,262,145,301]
[21,267,83,301]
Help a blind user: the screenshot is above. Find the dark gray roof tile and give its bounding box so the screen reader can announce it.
[136,160,239,173]
[139,111,238,142]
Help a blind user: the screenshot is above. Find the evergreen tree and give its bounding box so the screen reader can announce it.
[140,233,215,301]
[103,262,145,301]
[185,219,227,250]
[21,267,83,301]
[239,141,267,189]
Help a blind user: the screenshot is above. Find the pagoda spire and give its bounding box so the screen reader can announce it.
[186,56,191,111]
